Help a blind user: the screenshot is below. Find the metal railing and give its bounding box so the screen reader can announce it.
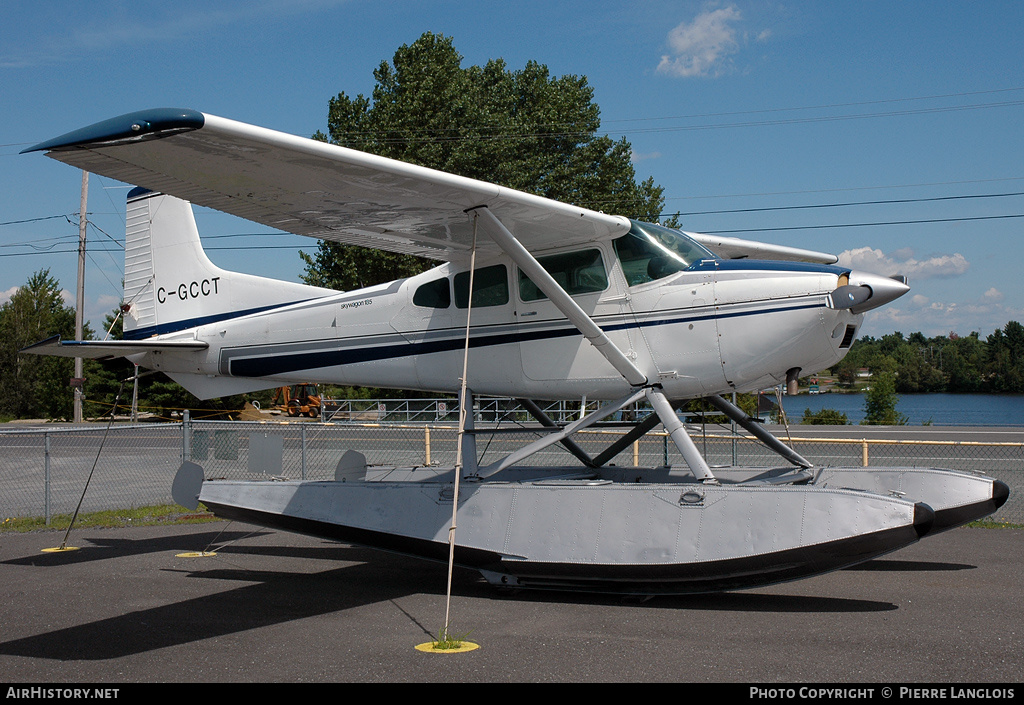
[2,416,1021,526]
[317,396,685,425]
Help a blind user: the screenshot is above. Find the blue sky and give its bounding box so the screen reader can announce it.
[2,1,1022,339]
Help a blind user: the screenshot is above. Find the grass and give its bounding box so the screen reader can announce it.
[1,504,220,533]
[965,518,1023,529]
[431,627,474,651]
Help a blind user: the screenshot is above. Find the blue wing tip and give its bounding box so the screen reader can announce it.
[21,108,205,154]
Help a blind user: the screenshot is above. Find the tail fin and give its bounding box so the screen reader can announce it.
[123,188,335,339]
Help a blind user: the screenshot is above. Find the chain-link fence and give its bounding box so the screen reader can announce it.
[2,418,1021,525]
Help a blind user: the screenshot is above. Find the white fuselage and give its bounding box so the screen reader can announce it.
[140,245,861,401]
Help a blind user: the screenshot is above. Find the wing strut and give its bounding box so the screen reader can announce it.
[704,395,813,468]
[472,207,648,387]
[471,207,716,482]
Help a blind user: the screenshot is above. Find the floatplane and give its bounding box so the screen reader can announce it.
[22,109,1007,594]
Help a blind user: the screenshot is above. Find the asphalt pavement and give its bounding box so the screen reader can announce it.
[0,521,1021,684]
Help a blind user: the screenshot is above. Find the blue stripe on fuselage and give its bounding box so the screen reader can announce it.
[225,299,825,378]
[124,299,324,340]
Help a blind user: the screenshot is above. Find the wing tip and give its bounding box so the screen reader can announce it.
[21,108,205,154]
[19,334,62,354]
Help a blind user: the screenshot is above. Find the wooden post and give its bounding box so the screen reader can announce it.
[74,171,88,423]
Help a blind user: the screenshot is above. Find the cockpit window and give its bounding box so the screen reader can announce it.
[614,221,715,286]
[518,248,608,302]
[413,277,451,308]
[454,264,509,308]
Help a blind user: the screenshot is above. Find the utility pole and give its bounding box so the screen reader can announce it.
[74,171,88,424]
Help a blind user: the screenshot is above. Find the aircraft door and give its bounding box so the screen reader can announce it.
[624,268,727,396]
[611,224,728,396]
[388,275,458,390]
[391,263,523,393]
[516,247,630,388]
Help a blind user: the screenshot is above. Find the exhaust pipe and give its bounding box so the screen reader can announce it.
[786,367,800,396]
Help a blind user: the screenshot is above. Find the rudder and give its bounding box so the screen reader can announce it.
[123,188,335,340]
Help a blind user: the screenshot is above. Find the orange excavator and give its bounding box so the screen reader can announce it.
[272,383,321,418]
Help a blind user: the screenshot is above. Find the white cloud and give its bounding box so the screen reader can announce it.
[0,286,18,307]
[631,150,662,163]
[3,1,349,67]
[0,286,74,307]
[657,6,743,78]
[857,294,1024,338]
[984,287,1004,301]
[837,247,969,280]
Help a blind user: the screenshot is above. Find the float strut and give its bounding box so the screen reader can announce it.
[704,395,812,468]
[646,388,716,482]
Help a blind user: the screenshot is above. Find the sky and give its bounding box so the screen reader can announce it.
[2,0,1023,340]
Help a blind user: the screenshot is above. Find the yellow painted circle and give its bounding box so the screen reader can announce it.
[415,641,480,654]
[175,551,217,558]
[41,546,79,553]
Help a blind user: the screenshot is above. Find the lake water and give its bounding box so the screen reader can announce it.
[779,393,1024,426]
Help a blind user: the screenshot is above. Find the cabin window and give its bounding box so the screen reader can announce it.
[454,264,509,308]
[412,278,451,308]
[518,249,609,302]
[614,221,715,286]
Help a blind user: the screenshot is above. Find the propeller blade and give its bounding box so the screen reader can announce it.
[828,284,873,310]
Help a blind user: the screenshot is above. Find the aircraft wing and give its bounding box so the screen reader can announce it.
[685,232,838,264]
[21,335,208,360]
[24,109,631,264]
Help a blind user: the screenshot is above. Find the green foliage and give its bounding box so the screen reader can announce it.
[800,407,850,425]
[986,321,1024,393]
[862,370,908,425]
[431,627,474,651]
[0,292,272,422]
[682,393,762,424]
[301,32,666,291]
[1,504,219,533]
[839,322,1024,395]
[0,269,84,420]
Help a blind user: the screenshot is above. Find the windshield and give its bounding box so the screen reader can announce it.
[613,221,715,286]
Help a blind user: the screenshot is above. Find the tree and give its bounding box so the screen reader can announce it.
[986,321,1024,393]
[944,333,986,393]
[861,370,908,425]
[800,408,850,425]
[0,270,83,419]
[81,306,133,419]
[301,32,666,290]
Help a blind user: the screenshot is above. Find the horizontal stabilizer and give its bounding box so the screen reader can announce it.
[20,335,207,360]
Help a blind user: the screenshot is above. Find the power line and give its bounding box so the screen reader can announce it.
[671,191,1024,217]
[4,209,1022,259]
[602,87,1024,126]
[695,212,1024,235]
[0,213,78,227]
[662,176,1024,203]
[329,95,1024,145]
[328,87,1024,141]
